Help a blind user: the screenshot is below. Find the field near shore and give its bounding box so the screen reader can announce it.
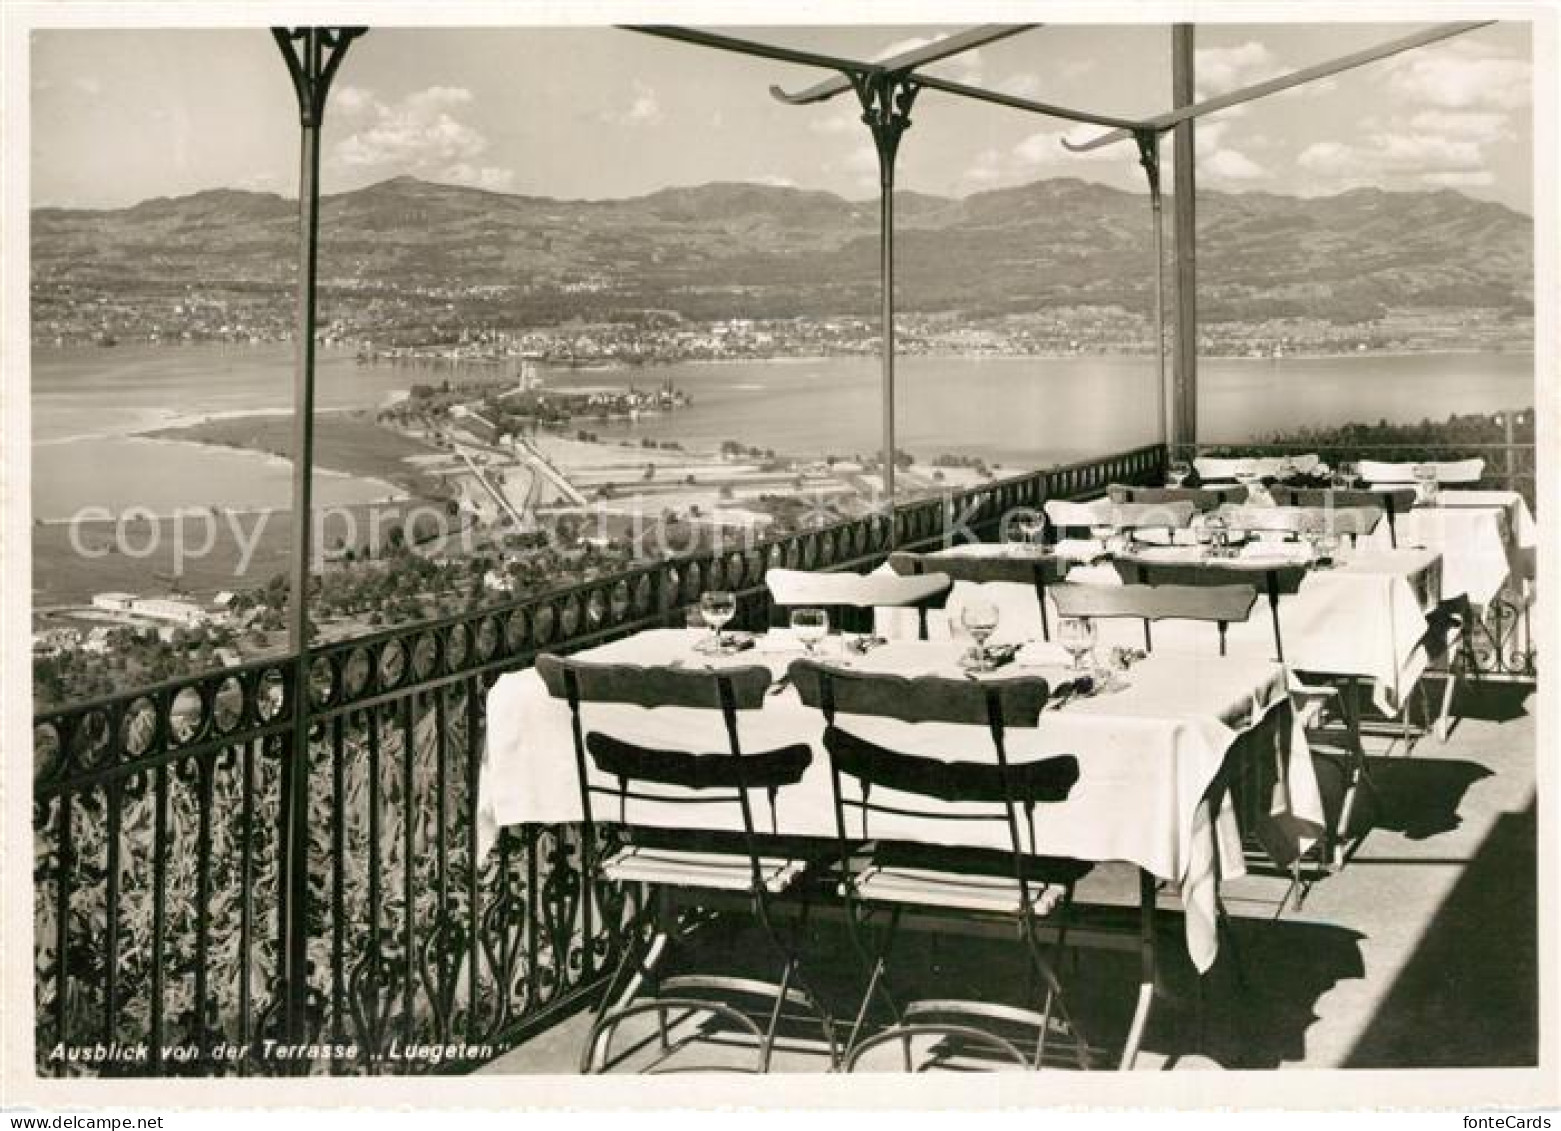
[146,408,440,492]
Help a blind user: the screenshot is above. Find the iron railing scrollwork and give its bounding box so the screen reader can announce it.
[33,445,1165,1076]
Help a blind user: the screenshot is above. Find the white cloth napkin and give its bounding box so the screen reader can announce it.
[755,629,807,654]
[1016,640,1075,667]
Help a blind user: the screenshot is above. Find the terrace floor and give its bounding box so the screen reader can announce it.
[479,677,1538,1073]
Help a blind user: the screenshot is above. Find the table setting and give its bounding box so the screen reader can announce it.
[477,617,1324,974]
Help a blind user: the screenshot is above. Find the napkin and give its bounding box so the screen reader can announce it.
[755,630,807,654]
[1238,543,1313,565]
[1052,538,1107,562]
[1015,640,1075,667]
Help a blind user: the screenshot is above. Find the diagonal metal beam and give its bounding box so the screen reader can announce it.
[627,25,883,77]
[1064,20,1493,152]
[912,73,1143,130]
[770,24,1035,104]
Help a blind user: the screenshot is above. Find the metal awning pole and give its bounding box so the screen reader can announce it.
[271,24,363,1046]
[854,73,920,513]
[1170,25,1198,451]
[1134,130,1169,449]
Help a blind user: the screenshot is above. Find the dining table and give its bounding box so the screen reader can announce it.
[886,540,1443,715]
[1360,487,1536,608]
[477,626,1325,978]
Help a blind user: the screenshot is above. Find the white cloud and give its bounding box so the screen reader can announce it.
[1422,170,1496,187]
[1013,124,1122,167]
[873,36,984,83]
[1387,39,1530,112]
[809,106,862,136]
[328,85,515,192]
[1297,141,1354,175]
[599,81,663,126]
[1410,109,1515,140]
[1202,148,1267,180]
[1194,41,1285,97]
[1297,127,1491,192]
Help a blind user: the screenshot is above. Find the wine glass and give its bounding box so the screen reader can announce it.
[1004,520,1031,556]
[1296,512,1323,561]
[1011,509,1046,552]
[1337,461,1360,490]
[1089,521,1116,555]
[1412,463,1440,505]
[1205,513,1230,557]
[1315,526,1341,567]
[790,607,829,657]
[1167,459,1192,488]
[699,590,736,651]
[1058,616,1097,672]
[959,597,1001,672]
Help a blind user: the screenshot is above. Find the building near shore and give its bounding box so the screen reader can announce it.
[129,598,209,628]
[92,592,136,612]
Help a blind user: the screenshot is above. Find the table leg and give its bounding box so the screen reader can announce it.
[1118,868,1158,1070]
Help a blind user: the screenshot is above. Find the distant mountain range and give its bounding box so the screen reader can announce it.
[31,175,1533,329]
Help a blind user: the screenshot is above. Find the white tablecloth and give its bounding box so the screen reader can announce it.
[477,628,1323,973]
[896,543,1441,714]
[1364,489,1536,607]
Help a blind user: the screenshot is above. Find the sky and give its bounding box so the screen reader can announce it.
[29,21,1535,214]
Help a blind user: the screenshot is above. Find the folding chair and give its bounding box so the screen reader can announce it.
[765,567,951,639]
[888,550,1069,641]
[787,660,1093,1072]
[536,654,837,1073]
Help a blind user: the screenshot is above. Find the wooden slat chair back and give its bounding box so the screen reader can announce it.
[1266,488,1395,545]
[1359,457,1485,485]
[1050,580,1258,657]
[1194,453,1320,482]
[1109,484,1244,510]
[1042,497,1195,542]
[535,652,833,1072]
[787,658,1091,1070]
[888,550,1069,640]
[1110,558,1305,662]
[765,567,951,638]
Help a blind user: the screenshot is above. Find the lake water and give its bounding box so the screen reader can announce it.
[30,342,1535,518]
[554,351,1535,468]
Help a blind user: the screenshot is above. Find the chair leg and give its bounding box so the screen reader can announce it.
[1119,870,1157,1071]
[1435,647,1461,743]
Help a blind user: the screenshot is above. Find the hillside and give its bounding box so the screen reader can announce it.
[31,175,1533,344]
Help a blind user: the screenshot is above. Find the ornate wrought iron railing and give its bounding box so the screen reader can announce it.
[32,443,1166,1078]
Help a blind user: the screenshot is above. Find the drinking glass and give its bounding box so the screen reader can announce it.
[1167,459,1192,488]
[1412,463,1440,505]
[1089,522,1116,554]
[1315,527,1341,567]
[1011,509,1046,551]
[1296,513,1323,561]
[1205,513,1230,557]
[699,590,736,651]
[1004,522,1031,556]
[959,597,1001,672]
[1058,616,1097,672]
[1337,461,1360,489]
[790,607,829,656]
